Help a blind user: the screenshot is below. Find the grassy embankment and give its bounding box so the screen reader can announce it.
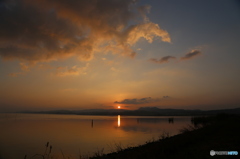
[90,114,240,159]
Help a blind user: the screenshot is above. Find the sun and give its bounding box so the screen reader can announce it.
[118,106,121,109]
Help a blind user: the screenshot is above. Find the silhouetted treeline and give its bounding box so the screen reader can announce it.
[21,107,240,116]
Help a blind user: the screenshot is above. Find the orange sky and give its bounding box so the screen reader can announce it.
[0,0,240,112]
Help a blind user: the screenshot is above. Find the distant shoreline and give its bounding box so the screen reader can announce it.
[16,106,240,116]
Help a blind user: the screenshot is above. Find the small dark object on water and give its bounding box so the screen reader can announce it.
[168,118,174,123]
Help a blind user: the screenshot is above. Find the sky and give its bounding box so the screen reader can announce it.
[0,0,240,112]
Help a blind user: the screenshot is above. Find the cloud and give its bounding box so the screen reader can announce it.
[37,64,54,70]
[114,96,170,104]
[110,67,119,72]
[8,72,24,77]
[0,0,171,63]
[19,63,30,72]
[150,50,202,64]
[8,62,30,77]
[56,63,89,76]
[138,5,151,22]
[181,50,202,60]
[163,96,170,99]
[150,56,176,64]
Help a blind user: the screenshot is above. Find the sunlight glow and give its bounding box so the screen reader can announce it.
[118,106,121,109]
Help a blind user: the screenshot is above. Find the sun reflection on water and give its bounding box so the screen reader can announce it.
[118,115,120,127]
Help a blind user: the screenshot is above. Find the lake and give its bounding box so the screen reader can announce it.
[0,114,192,159]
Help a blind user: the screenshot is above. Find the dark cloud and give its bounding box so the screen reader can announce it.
[163,96,170,99]
[0,0,170,63]
[114,96,170,104]
[150,50,202,64]
[150,56,176,64]
[181,50,201,60]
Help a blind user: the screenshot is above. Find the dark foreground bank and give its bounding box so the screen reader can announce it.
[90,114,240,159]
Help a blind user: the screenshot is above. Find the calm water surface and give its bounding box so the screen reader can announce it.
[0,113,192,158]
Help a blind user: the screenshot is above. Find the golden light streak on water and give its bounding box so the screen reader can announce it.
[118,115,121,127]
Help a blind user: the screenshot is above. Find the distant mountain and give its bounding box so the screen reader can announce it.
[21,107,240,116]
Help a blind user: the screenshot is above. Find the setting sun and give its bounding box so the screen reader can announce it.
[118,106,121,109]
